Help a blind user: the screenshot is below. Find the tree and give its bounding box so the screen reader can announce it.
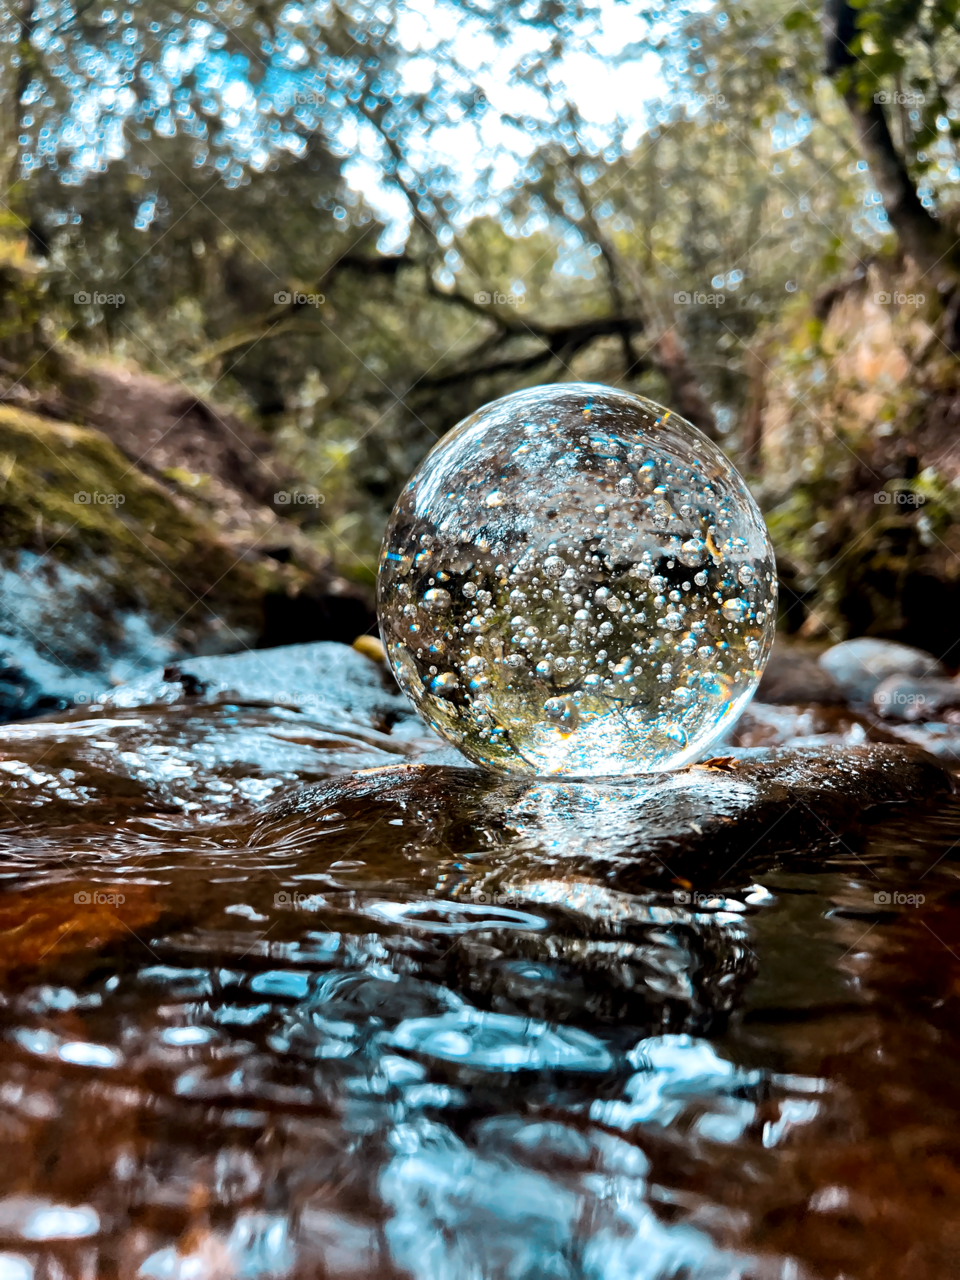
[0,0,906,553]
[820,0,960,293]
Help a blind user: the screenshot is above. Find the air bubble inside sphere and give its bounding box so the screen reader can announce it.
[377,383,776,776]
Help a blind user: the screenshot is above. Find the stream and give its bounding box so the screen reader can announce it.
[0,642,956,1280]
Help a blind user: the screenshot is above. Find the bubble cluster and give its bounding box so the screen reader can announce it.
[377,383,776,776]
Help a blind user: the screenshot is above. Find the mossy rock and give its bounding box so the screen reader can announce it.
[0,405,285,698]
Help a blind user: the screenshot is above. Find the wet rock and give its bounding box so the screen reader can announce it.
[0,556,179,720]
[755,646,845,704]
[0,406,376,723]
[255,745,953,898]
[0,646,86,722]
[723,702,890,750]
[881,720,960,761]
[104,640,416,730]
[873,673,960,721]
[0,644,466,831]
[0,407,275,715]
[6,641,953,841]
[818,638,945,703]
[238,745,952,1034]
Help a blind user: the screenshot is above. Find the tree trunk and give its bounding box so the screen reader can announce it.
[843,93,951,285]
[651,328,719,441]
[3,0,34,202]
[822,0,954,288]
[741,342,769,471]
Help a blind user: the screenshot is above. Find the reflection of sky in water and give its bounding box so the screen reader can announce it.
[380,1138,742,1280]
[388,1006,614,1071]
[4,933,816,1278]
[595,1034,821,1152]
[379,1100,784,1280]
[139,1213,293,1279]
[0,1198,100,1242]
[596,1034,759,1136]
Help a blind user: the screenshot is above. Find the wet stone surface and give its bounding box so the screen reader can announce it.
[872,671,960,720]
[0,641,957,1279]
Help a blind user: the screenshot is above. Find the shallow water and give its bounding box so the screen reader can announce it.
[0,694,957,1280]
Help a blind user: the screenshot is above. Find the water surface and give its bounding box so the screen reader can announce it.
[0,696,956,1280]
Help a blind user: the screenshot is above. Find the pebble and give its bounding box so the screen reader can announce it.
[873,674,960,721]
[818,638,945,703]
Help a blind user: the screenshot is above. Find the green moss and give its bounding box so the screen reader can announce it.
[0,405,282,646]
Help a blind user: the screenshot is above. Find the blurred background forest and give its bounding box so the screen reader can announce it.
[2,0,960,715]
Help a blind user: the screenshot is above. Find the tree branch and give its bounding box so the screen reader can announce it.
[416,314,651,390]
[548,148,719,439]
[188,251,416,366]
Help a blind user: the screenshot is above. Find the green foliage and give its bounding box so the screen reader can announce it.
[0,0,957,633]
[823,0,960,192]
[0,2,883,558]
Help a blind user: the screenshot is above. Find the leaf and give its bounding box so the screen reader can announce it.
[783,9,817,33]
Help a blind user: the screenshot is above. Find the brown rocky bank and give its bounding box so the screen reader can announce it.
[756,258,960,662]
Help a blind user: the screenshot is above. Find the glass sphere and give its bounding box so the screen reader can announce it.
[377,383,776,777]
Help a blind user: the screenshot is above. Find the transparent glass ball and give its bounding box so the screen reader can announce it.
[378,383,776,777]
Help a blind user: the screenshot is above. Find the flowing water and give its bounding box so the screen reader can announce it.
[0,683,957,1280]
